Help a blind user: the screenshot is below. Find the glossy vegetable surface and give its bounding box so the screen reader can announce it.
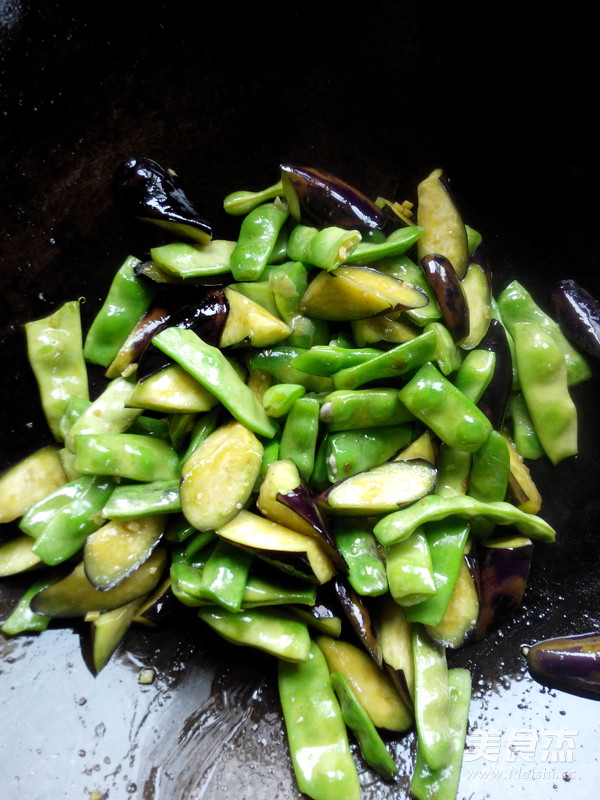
[0,154,596,800]
[280,164,387,233]
[551,279,600,361]
[523,632,600,701]
[114,156,212,243]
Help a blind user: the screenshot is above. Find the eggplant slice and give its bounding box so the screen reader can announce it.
[114,156,212,243]
[280,163,387,233]
[317,458,438,516]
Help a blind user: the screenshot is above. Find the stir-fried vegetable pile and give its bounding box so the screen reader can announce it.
[1,159,596,800]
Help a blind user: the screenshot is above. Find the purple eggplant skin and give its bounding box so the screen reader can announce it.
[524,632,600,701]
[476,317,513,430]
[276,484,347,574]
[136,288,229,381]
[114,156,212,243]
[551,279,600,361]
[333,577,383,666]
[280,163,387,233]
[472,536,533,641]
[420,254,470,341]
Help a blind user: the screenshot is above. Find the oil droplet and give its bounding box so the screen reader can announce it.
[126,783,137,793]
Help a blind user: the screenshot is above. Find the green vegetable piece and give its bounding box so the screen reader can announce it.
[435,444,471,498]
[279,395,320,481]
[179,407,221,464]
[373,493,556,546]
[497,279,592,386]
[150,239,236,278]
[167,412,196,454]
[468,429,510,503]
[170,562,208,607]
[223,180,284,216]
[83,255,153,367]
[508,390,544,460]
[198,539,252,612]
[310,433,331,492]
[386,530,437,606]
[241,571,317,608]
[425,322,463,376]
[333,518,388,596]
[171,528,217,561]
[172,556,317,610]
[404,519,471,626]
[21,475,115,566]
[291,345,381,377]
[198,605,310,662]
[453,348,496,404]
[269,260,329,349]
[101,479,181,519]
[129,414,170,439]
[74,433,180,482]
[152,326,277,438]
[465,225,482,257]
[262,383,306,418]
[1,578,53,635]
[412,625,451,771]
[320,388,413,431]
[287,223,362,271]
[330,671,398,780]
[229,201,289,281]
[278,640,361,800]
[325,424,414,482]
[25,300,89,441]
[332,327,438,389]
[251,346,334,393]
[410,667,472,800]
[58,395,91,441]
[343,225,424,264]
[64,377,142,452]
[398,362,492,452]
[254,433,281,492]
[512,321,578,465]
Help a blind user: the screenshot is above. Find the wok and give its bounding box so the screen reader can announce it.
[1,3,598,799]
